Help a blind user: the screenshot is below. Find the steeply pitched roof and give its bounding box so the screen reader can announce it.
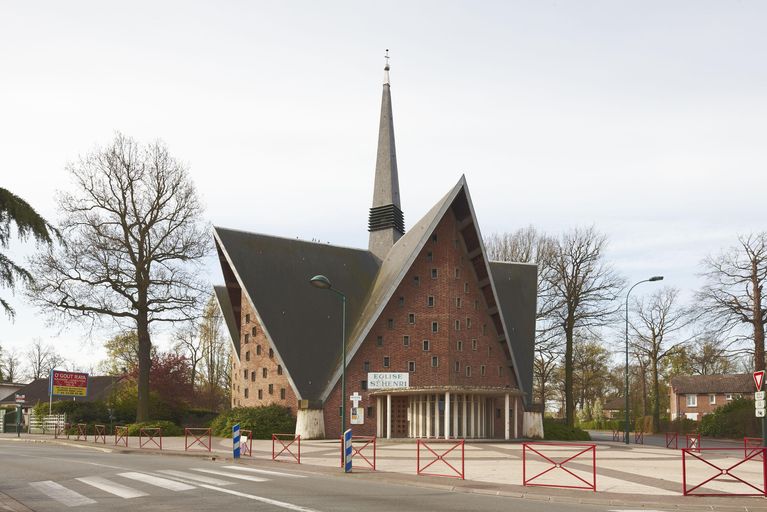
[670,373,754,394]
[214,285,241,361]
[213,229,381,401]
[0,376,122,405]
[489,261,537,405]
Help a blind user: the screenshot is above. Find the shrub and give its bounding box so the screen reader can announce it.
[543,418,591,441]
[122,420,183,437]
[659,417,698,434]
[697,398,758,438]
[210,406,296,439]
[50,400,111,425]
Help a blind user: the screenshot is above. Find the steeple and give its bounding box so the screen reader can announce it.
[368,49,405,260]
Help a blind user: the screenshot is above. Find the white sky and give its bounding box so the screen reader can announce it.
[1,1,765,375]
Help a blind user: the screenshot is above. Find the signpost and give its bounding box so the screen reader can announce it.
[233,424,241,459]
[14,394,25,438]
[754,371,766,447]
[49,370,89,414]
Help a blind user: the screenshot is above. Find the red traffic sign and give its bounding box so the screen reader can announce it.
[754,371,765,391]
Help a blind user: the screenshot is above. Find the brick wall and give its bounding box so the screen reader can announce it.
[671,390,745,420]
[323,209,518,438]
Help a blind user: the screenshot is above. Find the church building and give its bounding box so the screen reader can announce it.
[213,56,538,440]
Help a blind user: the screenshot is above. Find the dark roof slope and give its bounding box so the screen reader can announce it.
[489,261,537,406]
[670,373,753,394]
[214,229,381,401]
[214,285,241,360]
[0,376,122,405]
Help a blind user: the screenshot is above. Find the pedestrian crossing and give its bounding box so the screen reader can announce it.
[27,465,306,508]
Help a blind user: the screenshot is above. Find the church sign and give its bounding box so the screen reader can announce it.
[367,372,409,389]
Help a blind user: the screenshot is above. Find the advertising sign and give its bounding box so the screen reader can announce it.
[50,370,88,397]
[367,372,409,389]
[350,407,364,425]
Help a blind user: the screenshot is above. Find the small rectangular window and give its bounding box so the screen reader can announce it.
[482,324,487,335]
[466,366,472,377]
[432,234,438,242]
[387,318,394,329]
[256,345,262,355]
[364,361,370,372]
[258,389,263,399]
[498,366,503,376]
[454,268,460,279]
[403,335,410,347]
[464,282,469,293]
[455,297,462,308]
[361,380,368,390]
[481,365,486,376]
[399,296,405,306]
[474,300,479,310]
[423,339,430,351]
[383,356,390,368]
[427,251,433,262]
[243,369,248,379]
[262,368,267,378]
[455,320,461,331]
[245,351,251,361]
[427,296,434,307]
[466,318,472,329]
[367,406,374,417]
[376,336,384,347]
[487,346,492,357]
[454,361,460,373]
[472,339,478,351]
[431,321,438,333]
[457,340,463,351]
[686,394,697,407]
[251,372,256,382]
[245,314,251,323]
[252,326,257,336]
[431,356,438,368]
[709,394,716,405]
[244,333,250,344]
[431,268,438,279]
[277,365,283,375]
[280,388,286,399]
[244,388,249,398]
[268,384,274,394]
[408,361,415,372]
[414,276,420,286]
[269,348,274,358]
[408,313,415,324]
[725,393,733,401]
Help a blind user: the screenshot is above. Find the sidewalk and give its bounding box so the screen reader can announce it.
[3,431,767,510]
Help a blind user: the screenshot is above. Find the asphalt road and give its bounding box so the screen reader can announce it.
[0,441,619,512]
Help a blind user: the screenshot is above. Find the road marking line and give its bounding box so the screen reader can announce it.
[222,466,306,478]
[198,484,320,512]
[190,468,268,482]
[76,476,148,499]
[118,472,195,491]
[29,481,96,507]
[156,470,233,486]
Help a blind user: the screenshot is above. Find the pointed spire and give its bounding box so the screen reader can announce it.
[368,49,404,260]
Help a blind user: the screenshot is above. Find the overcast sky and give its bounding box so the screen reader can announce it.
[1,1,765,376]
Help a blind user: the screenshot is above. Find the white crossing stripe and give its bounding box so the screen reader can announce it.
[118,472,195,491]
[190,468,268,482]
[76,476,148,499]
[222,466,306,478]
[198,484,320,512]
[29,481,96,507]
[156,469,233,486]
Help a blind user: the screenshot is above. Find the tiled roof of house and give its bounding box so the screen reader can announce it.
[0,376,123,406]
[669,373,754,394]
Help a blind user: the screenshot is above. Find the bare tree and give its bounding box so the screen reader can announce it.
[548,226,625,426]
[199,295,230,409]
[101,331,143,375]
[630,287,693,431]
[666,333,735,376]
[25,339,67,380]
[174,324,204,396]
[572,333,610,415]
[0,347,22,382]
[697,233,767,371]
[28,133,211,421]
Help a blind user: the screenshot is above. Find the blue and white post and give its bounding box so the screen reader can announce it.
[343,428,353,473]
[233,424,241,460]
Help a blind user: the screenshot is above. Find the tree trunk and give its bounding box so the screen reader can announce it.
[753,265,765,371]
[651,356,661,433]
[640,364,648,417]
[136,310,151,422]
[564,319,574,427]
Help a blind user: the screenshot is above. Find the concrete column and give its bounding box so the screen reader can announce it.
[453,395,458,437]
[469,395,475,438]
[504,393,510,440]
[434,394,440,439]
[387,394,392,439]
[513,396,518,439]
[444,392,451,439]
[376,397,382,437]
[490,398,494,438]
[416,397,422,438]
[462,394,467,438]
[479,397,484,438]
[426,395,431,438]
[408,396,413,438]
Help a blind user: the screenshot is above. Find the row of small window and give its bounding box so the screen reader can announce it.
[242,386,286,400]
[411,277,473,294]
[685,393,741,407]
[367,356,500,376]
[378,336,483,352]
[244,346,273,360]
[242,366,283,380]
[387,315,479,331]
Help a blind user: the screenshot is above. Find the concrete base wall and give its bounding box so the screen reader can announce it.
[296,408,325,439]
[522,411,543,438]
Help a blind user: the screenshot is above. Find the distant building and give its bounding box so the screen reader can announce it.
[213,56,538,440]
[669,373,752,421]
[0,376,123,411]
[0,382,25,402]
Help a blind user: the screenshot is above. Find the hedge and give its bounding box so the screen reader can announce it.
[543,419,591,441]
[210,405,295,439]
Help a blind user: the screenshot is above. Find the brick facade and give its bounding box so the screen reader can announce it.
[670,391,745,420]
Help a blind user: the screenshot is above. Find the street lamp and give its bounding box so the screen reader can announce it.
[309,275,347,434]
[625,275,663,445]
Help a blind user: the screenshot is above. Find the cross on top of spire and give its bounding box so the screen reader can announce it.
[383,49,390,85]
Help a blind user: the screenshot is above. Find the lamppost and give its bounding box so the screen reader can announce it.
[309,275,347,433]
[625,275,664,445]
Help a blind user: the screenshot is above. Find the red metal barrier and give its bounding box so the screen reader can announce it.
[54,422,70,439]
[93,424,106,444]
[665,432,678,449]
[686,433,701,451]
[522,442,597,492]
[682,447,767,496]
[611,429,623,442]
[416,439,464,480]
[114,426,128,447]
[272,434,300,463]
[241,429,253,457]
[76,423,88,441]
[184,428,211,452]
[340,436,376,471]
[634,431,644,445]
[139,428,162,450]
[745,437,763,460]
